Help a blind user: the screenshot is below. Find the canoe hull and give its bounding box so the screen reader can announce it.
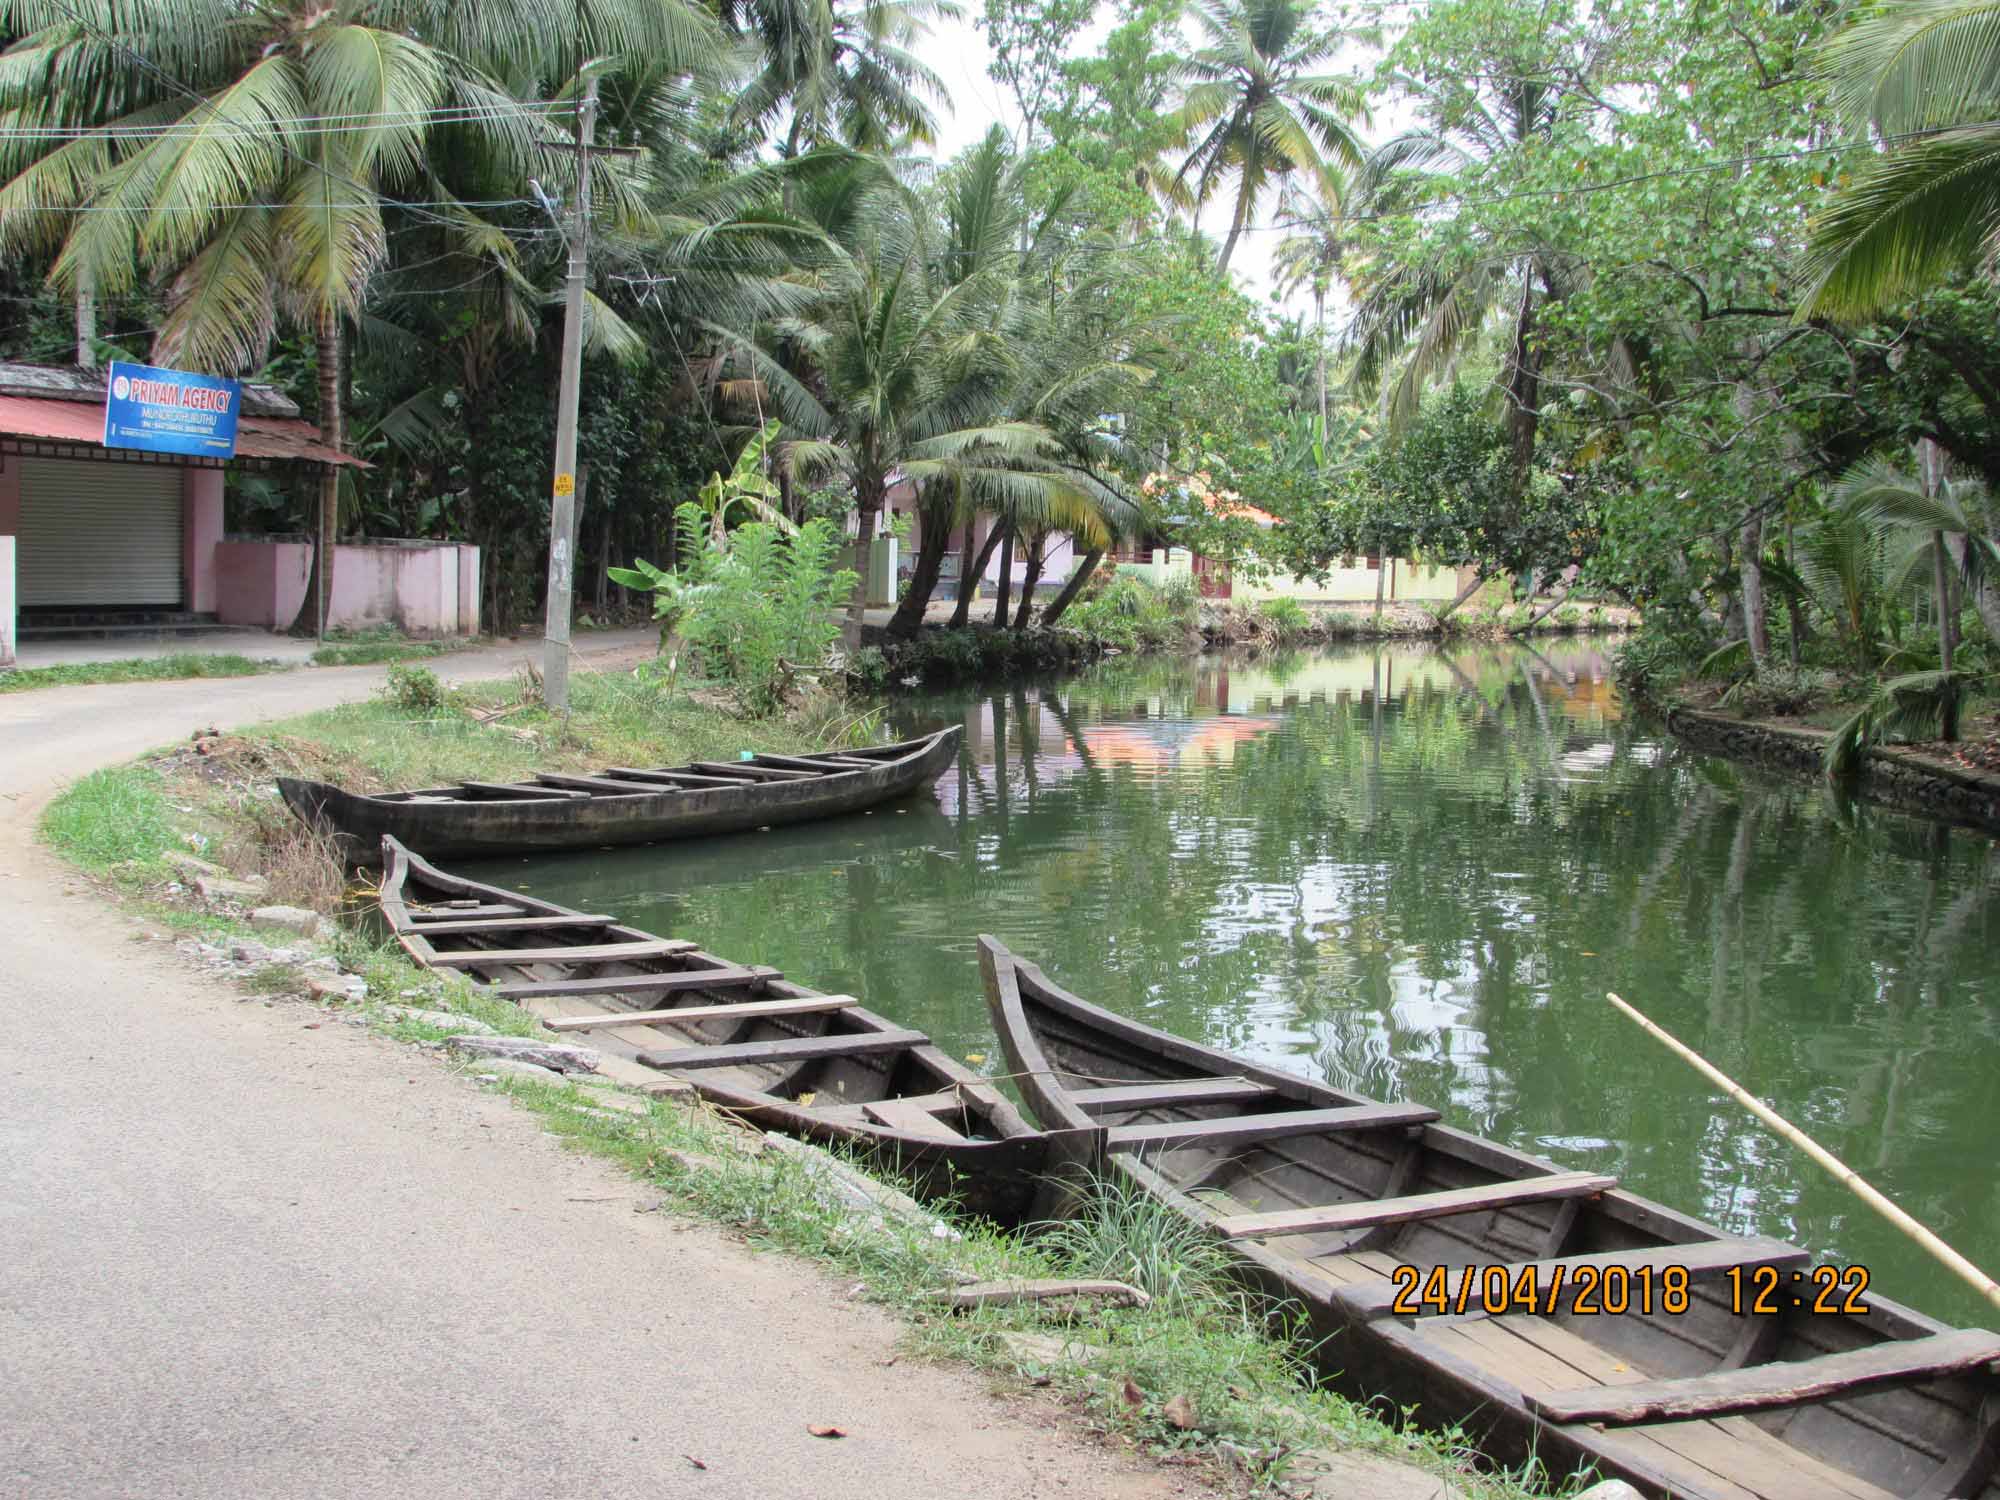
[374,838,1045,1223]
[282,727,961,862]
[980,936,2000,1500]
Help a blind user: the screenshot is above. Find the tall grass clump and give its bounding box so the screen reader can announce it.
[1035,1169,1239,1310]
[40,764,180,870]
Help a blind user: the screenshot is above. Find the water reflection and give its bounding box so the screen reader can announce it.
[486,641,2000,1326]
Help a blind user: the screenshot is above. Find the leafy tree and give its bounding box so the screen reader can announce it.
[0,0,714,632]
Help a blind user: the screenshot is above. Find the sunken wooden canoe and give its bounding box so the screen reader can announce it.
[374,836,1043,1221]
[980,936,2000,1500]
[280,725,961,861]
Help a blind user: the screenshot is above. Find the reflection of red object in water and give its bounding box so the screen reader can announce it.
[1077,715,1279,767]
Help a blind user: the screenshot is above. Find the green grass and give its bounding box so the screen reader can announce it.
[0,653,279,693]
[264,668,820,789]
[310,639,462,667]
[39,764,183,872]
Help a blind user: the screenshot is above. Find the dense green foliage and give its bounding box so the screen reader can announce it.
[1,0,1996,728]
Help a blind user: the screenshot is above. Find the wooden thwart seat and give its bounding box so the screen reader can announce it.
[1526,1330,2000,1427]
[492,964,779,1000]
[597,767,747,788]
[690,761,818,780]
[1107,1102,1437,1153]
[534,771,658,795]
[1214,1171,1618,1242]
[1413,1296,1903,1500]
[862,1098,968,1141]
[1072,1077,1278,1112]
[641,1028,926,1071]
[458,780,584,799]
[408,903,525,921]
[544,995,856,1032]
[750,753,871,772]
[426,939,694,968]
[396,914,616,936]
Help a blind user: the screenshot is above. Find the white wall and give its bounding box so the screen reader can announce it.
[0,535,15,669]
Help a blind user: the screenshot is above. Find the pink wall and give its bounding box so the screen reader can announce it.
[182,468,224,614]
[215,540,479,635]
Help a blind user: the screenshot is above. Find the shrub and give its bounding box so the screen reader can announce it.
[1257,596,1311,638]
[615,505,857,714]
[378,663,452,713]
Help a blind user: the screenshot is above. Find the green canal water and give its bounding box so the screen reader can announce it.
[485,642,2000,1327]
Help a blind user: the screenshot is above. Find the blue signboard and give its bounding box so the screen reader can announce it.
[101,359,242,459]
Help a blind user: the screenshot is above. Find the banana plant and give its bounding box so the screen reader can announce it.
[691,420,795,549]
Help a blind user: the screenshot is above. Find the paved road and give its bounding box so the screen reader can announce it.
[0,636,1197,1500]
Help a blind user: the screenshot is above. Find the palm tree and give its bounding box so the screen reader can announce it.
[1347,48,1578,505]
[0,0,714,631]
[1831,446,2000,649]
[1271,179,1344,431]
[710,156,1103,646]
[878,134,1151,636]
[724,0,959,158]
[1169,0,1365,275]
[1801,0,2000,318]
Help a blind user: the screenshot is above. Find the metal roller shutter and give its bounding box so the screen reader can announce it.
[17,457,184,607]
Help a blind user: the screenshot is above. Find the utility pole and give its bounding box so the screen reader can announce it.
[541,75,598,714]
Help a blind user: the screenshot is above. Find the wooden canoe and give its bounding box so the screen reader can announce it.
[281,725,961,861]
[373,836,1044,1221]
[979,936,2000,1500]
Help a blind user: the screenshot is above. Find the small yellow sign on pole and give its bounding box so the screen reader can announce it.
[553,472,575,497]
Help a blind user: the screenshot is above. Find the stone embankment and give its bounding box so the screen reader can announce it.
[1665,707,2000,833]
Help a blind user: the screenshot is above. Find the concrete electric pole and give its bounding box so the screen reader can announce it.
[541,75,599,714]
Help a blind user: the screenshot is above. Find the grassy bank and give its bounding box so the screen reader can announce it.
[0,652,281,694]
[40,666,830,909]
[37,670,1568,1500]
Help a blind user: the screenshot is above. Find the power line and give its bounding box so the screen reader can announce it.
[27,0,572,235]
[0,103,581,143]
[0,198,536,213]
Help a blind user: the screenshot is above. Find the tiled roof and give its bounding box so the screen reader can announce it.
[0,393,364,468]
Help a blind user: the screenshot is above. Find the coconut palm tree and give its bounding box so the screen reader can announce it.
[1346,50,1580,505]
[1801,0,2000,318]
[1271,178,1344,430]
[0,0,715,631]
[1168,0,1366,275]
[875,134,1151,636]
[709,155,1107,646]
[1831,447,2000,649]
[724,0,959,158]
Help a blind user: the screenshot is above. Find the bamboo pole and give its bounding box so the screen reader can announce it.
[1605,991,2000,1316]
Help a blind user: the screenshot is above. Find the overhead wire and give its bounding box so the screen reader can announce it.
[24,0,586,234]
